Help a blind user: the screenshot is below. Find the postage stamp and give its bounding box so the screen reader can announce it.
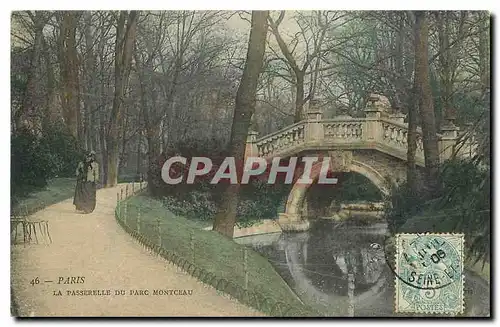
[395,233,464,315]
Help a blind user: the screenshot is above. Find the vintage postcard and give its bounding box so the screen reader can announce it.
[10,10,490,318]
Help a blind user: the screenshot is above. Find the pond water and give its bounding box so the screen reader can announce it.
[236,219,490,317]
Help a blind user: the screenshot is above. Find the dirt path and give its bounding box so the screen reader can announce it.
[11,184,263,317]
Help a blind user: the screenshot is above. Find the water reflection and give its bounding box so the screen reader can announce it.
[239,219,490,317]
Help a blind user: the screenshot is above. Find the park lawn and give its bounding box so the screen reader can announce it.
[11,178,76,216]
[120,194,311,315]
[117,173,142,183]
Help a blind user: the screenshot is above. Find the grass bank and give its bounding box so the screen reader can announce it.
[11,178,76,217]
[116,193,319,317]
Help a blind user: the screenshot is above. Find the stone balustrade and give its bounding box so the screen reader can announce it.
[246,102,472,166]
[323,118,365,141]
[380,119,425,160]
[255,122,306,158]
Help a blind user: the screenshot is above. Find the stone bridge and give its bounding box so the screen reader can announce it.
[244,96,476,231]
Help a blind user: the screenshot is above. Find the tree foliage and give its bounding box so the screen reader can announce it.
[11,123,83,203]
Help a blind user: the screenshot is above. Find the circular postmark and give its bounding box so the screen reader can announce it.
[399,234,461,290]
[391,233,464,314]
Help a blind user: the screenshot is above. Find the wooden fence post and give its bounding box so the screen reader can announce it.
[137,206,141,234]
[126,184,129,198]
[157,219,162,247]
[347,273,355,317]
[120,189,124,201]
[190,232,195,263]
[117,193,120,218]
[132,182,135,194]
[243,247,248,290]
[124,201,128,226]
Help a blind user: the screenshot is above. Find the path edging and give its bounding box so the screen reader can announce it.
[114,186,318,317]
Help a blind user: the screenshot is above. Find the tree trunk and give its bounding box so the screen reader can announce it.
[95,16,109,184]
[135,48,163,196]
[212,10,269,238]
[106,11,138,187]
[16,12,46,132]
[294,72,305,122]
[83,11,97,151]
[406,78,418,190]
[146,133,162,195]
[59,12,81,140]
[414,11,440,195]
[42,35,58,128]
[119,105,129,174]
[268,12,308,124]
[478,12,490,99]
[136,130,142,179]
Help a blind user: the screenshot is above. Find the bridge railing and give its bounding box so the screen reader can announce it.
[322,117,366,143]
[247,101,473,166]
[379,118,425,160]
[254,121,307,157]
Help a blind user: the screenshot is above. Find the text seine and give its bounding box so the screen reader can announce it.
[161,156,339,185]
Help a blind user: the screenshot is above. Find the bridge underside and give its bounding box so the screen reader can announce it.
[277,149,424,232]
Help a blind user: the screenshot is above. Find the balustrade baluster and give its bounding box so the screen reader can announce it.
[395,129,402,145]
[390,127,394,142]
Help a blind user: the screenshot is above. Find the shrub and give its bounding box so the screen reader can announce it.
[386,158,490,263]
[11,123,83,205]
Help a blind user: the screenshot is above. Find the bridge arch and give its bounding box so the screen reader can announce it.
[278,159,392,231]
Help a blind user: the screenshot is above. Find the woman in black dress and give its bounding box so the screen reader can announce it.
[73,151,99,213]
